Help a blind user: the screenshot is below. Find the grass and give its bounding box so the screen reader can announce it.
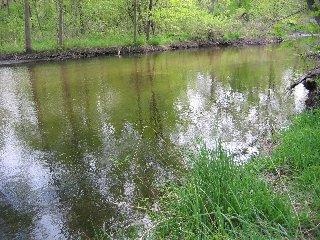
[250,109,320,237]
[151,149,299,239]
[150,109,320,239]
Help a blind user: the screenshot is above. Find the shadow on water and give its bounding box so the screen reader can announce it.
[0,44,313,238]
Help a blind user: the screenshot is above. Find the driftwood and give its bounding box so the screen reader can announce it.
[288,66,320,90]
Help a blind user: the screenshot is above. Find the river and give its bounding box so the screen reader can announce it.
[0,44,310,239]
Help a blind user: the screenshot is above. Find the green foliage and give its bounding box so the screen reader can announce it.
[147,35,172,45]
[0,0,310,54]
[223,31,241,41]
[152,148,299,239]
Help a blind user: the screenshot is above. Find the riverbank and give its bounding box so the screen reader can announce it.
[0,38,282,67]
[253,109,320,239]
[148,109,320,239]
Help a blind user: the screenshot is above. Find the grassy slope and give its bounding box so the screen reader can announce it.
[151,110,320,239]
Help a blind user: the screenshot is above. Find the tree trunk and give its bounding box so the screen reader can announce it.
[57,0,63,48]
[133,0,138,43]
[33,1,43,37]
[24,0,32,53]
[78,0,85,35]
[6,0,9,13]
[146,0,153,41]
[288,66,320,90]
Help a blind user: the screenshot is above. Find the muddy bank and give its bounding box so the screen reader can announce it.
[0,38,282,67]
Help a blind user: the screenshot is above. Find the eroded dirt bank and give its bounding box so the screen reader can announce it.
[0,38,282,67]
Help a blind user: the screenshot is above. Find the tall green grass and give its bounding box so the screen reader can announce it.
[152,148,299,240]
[253,109,320,237]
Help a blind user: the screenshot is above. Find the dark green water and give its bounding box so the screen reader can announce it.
[0,45,310,239]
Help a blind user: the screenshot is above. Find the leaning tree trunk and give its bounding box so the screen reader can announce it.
[288,66,320,90]
[24,0,32,53]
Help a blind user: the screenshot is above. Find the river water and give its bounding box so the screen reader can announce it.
[0,44,311,239]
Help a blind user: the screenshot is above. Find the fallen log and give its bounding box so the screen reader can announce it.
[288,66,320,90]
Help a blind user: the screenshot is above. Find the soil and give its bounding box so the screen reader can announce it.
[0,38,282,67]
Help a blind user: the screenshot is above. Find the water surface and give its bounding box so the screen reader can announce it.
[0,45,310,239]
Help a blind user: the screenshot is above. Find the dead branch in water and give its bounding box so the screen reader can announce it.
[288,66,320,90]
